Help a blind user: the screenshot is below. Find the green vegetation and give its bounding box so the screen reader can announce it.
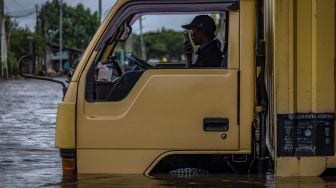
[145,28,184,61]
[1,0,99,78]
[4,17,45,76]
[42,0,99,49]
[131,28,185,61]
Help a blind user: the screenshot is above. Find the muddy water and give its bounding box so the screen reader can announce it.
[0,79,335,187]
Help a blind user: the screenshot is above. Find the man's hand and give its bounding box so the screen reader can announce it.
[184,41,193,55]
[184,41,193,68]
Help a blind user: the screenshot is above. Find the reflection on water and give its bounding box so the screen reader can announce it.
[63,174,270,187]
[60,174,336,187]
[0,79,335,187]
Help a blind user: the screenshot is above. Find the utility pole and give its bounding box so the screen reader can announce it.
[139,16,146,60]
[35,4,39,33]
[0,0,2,78]
[98,0,102,23]
[59,0,63,72]
[35,4,39,72]
[41,3,47,73]
[0,0,7,79]
[27,36,35,74]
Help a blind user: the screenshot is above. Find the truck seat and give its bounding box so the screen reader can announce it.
[105,70,144,101]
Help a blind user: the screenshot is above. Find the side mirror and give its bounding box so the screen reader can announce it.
[119,23,132,42]
[18,54,67,97]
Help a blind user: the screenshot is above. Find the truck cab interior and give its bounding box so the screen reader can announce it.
[86,2,236,102]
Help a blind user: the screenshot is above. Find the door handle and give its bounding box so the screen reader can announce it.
[203,118,229,132]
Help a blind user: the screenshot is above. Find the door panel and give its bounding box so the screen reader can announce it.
[77,69,239,150]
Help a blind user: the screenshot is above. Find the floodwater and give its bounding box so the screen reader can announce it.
[0,79,335,187]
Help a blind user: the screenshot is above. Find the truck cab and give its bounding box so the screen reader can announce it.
[25,0,335,176]
[56,0,257,175]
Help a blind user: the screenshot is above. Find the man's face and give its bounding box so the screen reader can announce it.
[191,27,203,45]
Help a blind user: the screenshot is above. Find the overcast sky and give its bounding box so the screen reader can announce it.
[3,0,196,33]
[4,0,116,29]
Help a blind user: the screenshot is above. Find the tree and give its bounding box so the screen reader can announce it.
[42,0,99,49]
[1,1,99,77]
[130,28,184,61]
[4,16,45,76]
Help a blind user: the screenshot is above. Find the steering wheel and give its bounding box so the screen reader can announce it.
[126,54,152,70]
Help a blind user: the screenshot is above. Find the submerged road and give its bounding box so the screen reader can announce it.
[0,79,62,187]
[0,79,335,187]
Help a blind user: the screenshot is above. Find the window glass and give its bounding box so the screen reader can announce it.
[89,11,230,102]
[114,13,228,70]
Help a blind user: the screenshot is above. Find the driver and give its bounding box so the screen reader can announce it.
[182,15,222,67]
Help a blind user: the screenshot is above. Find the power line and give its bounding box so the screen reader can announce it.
[4,0,36,18]
[6,8,35,14]
[12,0,25,10]
[5,7,35,18]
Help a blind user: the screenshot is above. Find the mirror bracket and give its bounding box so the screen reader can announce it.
[118,22,132,42]
[19,55,67,97]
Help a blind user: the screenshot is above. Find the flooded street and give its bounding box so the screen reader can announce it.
[0,79,335,187]
[0,79,63,187]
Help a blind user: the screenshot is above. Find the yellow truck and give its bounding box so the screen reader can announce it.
[19,0,336,176]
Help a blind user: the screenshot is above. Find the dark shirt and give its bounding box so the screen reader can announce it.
[193,39,222,67]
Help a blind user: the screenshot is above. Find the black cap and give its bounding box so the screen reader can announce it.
[182,15,216,34]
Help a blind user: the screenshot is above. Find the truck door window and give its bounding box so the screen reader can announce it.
[86,5,236,102]
[120,13,229,70]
